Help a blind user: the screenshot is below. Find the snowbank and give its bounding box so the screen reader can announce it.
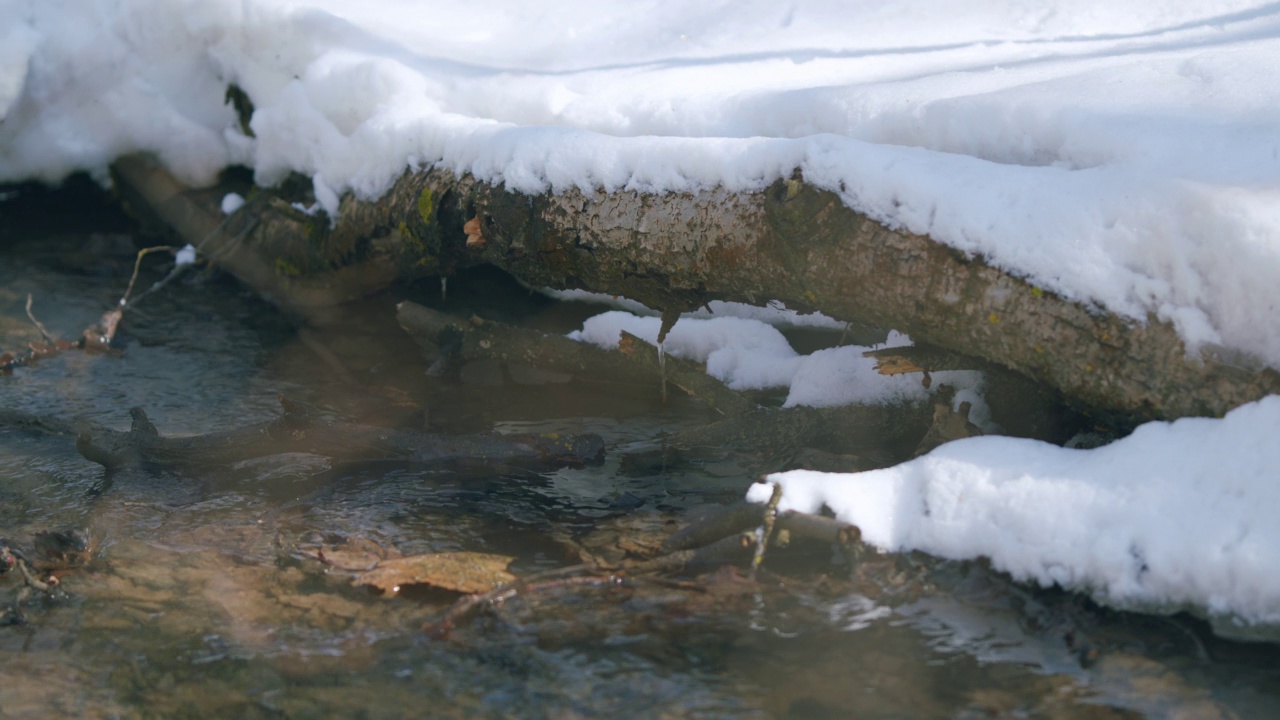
[749,396,1280,639]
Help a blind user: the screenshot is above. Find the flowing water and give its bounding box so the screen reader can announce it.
[2,185,1280,719]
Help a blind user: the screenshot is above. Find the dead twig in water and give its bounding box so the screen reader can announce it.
[750,481,783,581]
[85,244,194,350]
[424,563,604,638]
[4,244,199,369]
[24,294,57,346]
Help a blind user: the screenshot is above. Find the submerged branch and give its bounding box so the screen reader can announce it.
[71,396,605,472]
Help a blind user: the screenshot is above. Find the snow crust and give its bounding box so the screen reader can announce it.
[749,397,1280,636]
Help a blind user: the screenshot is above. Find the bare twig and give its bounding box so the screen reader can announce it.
[625,532,755,575]
[120,246,178,309]
[750,481,783,580]
[13,554,54,594]
[130,247,198,307]
[424,563,601,638]
[24,294,57,345]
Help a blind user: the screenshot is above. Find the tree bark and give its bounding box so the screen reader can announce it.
[112,155,1280,422]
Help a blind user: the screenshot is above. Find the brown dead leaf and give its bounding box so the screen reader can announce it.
[298,536,402,572]
[579,513,675,564]
[354,551,516,595]
[616,332,636,357]
[463,216,486,247]
[862,351,924,376]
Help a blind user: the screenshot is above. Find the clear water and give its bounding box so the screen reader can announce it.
[2,194,1279,719]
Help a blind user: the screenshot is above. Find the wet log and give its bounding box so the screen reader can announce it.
[666,401,931,467]
[662,501,766,554]
[73,401,605,472]
[110,156,1280,422]
[0,408,79,437]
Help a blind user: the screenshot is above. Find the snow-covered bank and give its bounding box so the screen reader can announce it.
[748,396,1280,640]
[3,1,1280,370]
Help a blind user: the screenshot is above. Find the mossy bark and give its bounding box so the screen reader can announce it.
[113,156,1280,422]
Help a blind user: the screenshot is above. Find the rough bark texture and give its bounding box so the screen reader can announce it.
[113,156,1280,422]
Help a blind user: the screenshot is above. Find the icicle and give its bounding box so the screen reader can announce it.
[656,307,680,404]
[658,339,668,403]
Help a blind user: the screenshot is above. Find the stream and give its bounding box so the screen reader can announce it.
[2,184,1280,719]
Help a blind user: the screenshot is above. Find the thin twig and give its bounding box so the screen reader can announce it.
[24,294,56,345]
[131,255,192,307]
[750,481,783,581]
[120,246,177,309]
[424,563,600,637]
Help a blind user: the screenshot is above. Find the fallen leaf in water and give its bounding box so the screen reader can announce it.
[355,551,516,595]
[579,513,674,564]
[322,538,403,572]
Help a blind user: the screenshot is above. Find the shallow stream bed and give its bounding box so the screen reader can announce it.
[2,197,1279,719]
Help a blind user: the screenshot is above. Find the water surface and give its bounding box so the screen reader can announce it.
[1,196,1278,719]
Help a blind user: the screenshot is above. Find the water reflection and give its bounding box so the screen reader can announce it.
[1,228,1279,718]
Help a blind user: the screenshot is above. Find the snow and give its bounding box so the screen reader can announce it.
[541,289,848,330]
[220,192,245,214]
[748,397,1280,638]
[174,243,197,266]
[569,312,985,409]
[2,0,1279,635]
[3,1,1279,367]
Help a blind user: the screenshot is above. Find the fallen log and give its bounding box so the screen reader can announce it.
[72,398,605,472]
[0,408,79,437]
[665,401,931,467]
[109,155,1280,422]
